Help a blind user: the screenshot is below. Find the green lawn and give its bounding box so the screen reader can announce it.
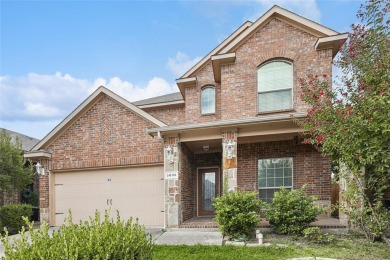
[154,237,390,260]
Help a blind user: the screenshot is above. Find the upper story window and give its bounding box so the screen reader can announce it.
[201,86,215,114]
[257,60,293,113]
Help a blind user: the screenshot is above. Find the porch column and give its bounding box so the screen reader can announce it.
[222,129,238,193]
[38,159,50,224]
[163,136,181,228]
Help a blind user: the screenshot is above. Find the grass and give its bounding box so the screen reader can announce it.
[154,234,390,260]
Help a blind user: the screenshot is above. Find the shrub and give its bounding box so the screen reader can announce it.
[0,204,32,235]
[264,187,323,235]
[302,227,335,244]
[0,210,153,259]
[213,191,262,240]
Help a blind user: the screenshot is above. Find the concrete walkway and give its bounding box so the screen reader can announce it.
[154,228,223,245]
[0,227,223,258]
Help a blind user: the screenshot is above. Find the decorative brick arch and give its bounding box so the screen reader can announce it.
[257,50,298,66]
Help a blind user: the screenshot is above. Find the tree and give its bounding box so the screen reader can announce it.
[0,130,33,196]
[298,0,390,243]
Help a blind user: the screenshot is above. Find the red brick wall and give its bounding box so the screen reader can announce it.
[237,140,331,200]
[179,143,195,222]
[48,95,164,171]
[145,106,185,126]
[185,18,333,122]
[185,63,222,124]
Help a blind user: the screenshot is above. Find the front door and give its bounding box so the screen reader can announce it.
[198,168,220,216]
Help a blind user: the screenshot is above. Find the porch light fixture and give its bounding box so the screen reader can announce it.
[203,145,209,152]
[166,146,174,164]
[226,141,234,160]
[35,162,45,176]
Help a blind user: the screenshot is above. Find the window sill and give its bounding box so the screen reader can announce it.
[201,113,216,116]
[257,108,294,116]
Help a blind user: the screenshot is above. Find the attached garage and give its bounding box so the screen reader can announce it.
[52,165,164,227]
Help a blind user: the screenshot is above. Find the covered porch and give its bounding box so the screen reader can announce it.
[147,113,336,228]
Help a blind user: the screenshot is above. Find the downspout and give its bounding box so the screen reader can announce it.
[157,131,167,229]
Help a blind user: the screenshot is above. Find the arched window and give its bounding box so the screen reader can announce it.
[257,60,293,112]
[201,86,215,114]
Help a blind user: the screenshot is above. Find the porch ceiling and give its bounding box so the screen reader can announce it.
[184,139,222,154]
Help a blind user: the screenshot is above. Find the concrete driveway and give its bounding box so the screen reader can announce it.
[0,227,222,258]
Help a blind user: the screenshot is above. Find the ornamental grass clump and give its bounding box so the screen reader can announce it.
[213,191,262,241]
[0,210,153,260]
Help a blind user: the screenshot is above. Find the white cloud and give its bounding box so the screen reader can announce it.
[166,52,202,78]
[248,0,321,23]
[24,102,61,117]
[0,72,179,138]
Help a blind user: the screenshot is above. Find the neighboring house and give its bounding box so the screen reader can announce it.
[24,6,348,227]
[0,128,40,206]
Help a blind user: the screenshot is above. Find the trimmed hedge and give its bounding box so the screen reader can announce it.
[0,204,32,235]
[213,191,262,240]
[1,210,153,259]
[264,187,323,235]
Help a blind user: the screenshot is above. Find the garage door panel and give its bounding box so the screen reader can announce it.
[54,166,164,227]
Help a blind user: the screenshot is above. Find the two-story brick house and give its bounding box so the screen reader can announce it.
[25,6,347,227]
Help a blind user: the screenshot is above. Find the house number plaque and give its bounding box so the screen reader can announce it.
[165,171,178,180]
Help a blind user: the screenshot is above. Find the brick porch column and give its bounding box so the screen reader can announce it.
[38,159,50,224]
[164,136,181,228]
[222,129,237,193]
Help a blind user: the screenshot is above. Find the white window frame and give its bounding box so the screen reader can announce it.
[257,60,293,113]
[201,85,216,115]
[258,157,293,203]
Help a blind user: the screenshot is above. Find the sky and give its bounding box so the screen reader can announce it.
[0,0,364,140]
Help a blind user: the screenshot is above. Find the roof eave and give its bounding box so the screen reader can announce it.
[175,77,197,99]
[211,53,236,83]
[315,33,349,58]
[180,21,253,79]
[147,112,307,136]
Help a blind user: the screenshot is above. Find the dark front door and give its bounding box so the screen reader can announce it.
[198,168,220,216]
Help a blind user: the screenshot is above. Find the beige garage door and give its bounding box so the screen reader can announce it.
[53,166,164,227]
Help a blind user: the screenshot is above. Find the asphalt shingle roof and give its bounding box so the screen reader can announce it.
[0,128,40,151]
[132,92,183,106]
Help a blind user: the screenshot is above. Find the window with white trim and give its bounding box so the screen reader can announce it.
[257,60,293,112]
[201,86,215,114]
[258,157,293,203]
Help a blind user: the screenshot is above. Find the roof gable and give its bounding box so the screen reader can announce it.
[32,86,166,150]
[178,5,342,82]
[219,5,339,54]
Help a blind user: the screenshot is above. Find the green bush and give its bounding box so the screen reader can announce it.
[0,204,32,235]
[302,227,335,244]
[264,187,323,235]
[0,210,153,259]
[213,191,262,240]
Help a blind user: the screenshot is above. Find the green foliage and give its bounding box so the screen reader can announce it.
[154,237,390,260]
[0,130,33,194]
[0,210,153,259]
[302,227,335,244]
[213,191,262,240]
[297,0,390,243]
[21,187,39,207]
[264,187,323,235]
[0,204,32,235]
